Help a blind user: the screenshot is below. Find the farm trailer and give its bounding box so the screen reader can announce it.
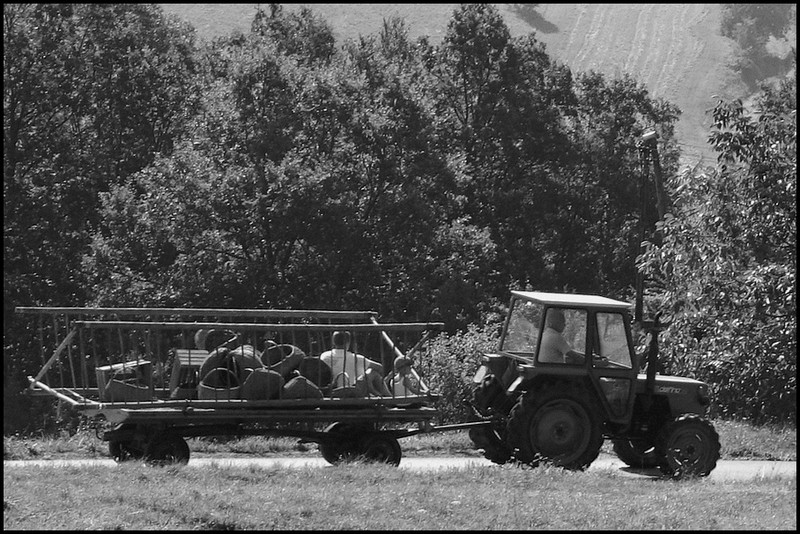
[16,306,488,466]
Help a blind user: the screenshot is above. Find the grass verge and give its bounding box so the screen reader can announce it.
[3,462,796,530]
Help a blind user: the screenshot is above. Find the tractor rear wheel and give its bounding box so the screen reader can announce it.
[612,439,663,469]
[656,414,720,479]
[507,382,603,470]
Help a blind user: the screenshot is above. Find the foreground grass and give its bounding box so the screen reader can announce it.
[4,419,796,462]
[4,462,796,530]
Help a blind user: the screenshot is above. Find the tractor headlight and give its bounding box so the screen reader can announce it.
[697,384,710,406]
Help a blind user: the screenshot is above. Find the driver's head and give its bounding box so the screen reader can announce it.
[545,308,566,333]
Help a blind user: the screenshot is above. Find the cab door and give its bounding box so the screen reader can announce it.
[587,311,637,422]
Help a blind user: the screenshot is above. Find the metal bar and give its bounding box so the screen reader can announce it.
[393,420,493,438]
[27,377,99,407]
[64,314,78,388]
[78,317,89,391]
[15,307,379,320]
[371,317,406,360]
[31,328,77,384]
[37,314,46,384]
[98,408,439,424]
[79,395,438,410]
[74,321,444,332]
[53,315,65,389]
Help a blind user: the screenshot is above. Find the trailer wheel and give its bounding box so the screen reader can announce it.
[358,434,402,466]
[145,435,190,466]
[319,423,363,465]
[109,440,144,463]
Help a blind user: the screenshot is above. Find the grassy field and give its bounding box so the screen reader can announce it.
[3,461,796,530]
[4,420,795,529]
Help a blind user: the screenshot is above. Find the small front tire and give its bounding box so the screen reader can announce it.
[656,414,720,479]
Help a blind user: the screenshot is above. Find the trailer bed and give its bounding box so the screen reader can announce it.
[16,306,450,465]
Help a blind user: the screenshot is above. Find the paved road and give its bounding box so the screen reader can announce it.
[4,453,795,481]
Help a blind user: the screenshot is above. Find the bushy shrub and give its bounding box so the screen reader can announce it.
[421,326,498,424]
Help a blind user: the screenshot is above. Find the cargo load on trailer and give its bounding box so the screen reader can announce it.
[18,306,468,466]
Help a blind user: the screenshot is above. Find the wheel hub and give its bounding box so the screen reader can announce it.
[532,402,589,459]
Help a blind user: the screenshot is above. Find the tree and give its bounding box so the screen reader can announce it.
[4,3,199,433]
[720,4,796,87]
[423,4,681,299]
[639,70,796,423]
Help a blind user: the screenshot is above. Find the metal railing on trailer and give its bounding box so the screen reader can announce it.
[15,306,490,466]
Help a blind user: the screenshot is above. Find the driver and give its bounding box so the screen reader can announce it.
[538,308,586,364]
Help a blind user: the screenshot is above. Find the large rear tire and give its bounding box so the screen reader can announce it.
[506,382,603,470]
[656,414,720,479]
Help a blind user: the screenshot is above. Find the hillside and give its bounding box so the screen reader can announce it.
[160,3,749,166]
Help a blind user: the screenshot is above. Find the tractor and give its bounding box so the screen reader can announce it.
[468,133,721,479]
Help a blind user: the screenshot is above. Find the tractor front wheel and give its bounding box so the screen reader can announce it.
[656,414,720,479]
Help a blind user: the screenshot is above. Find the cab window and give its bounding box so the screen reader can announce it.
[501,299,543,356]
[593,312,632,368]
[537,307,587,365]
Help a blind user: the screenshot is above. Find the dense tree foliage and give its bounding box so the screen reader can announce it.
[4,3,794,431]
[640,72,796,423]
[720,4,796,88]
[4,4,200,431]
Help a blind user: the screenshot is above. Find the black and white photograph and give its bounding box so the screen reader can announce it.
[4,4,795,530]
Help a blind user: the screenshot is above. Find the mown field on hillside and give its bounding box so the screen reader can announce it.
[160,3,745,166]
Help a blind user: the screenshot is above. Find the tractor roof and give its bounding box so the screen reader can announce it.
[511,291,632,310]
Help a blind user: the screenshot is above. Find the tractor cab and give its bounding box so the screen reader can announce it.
[475,291,639,424]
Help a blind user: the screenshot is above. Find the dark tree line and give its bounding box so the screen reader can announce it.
[4,4,794,431]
